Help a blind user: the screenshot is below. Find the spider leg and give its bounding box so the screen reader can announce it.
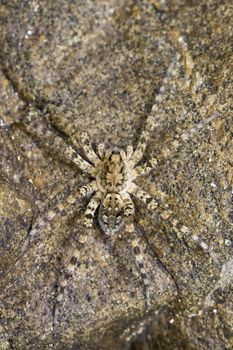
[177,35,207,106]
[132,34,220,173]
[47,106,100,164]
[135,111,219,176]
[97,143,105,159]
[15,182,97,266]
[53,239,81,328]
[135,157,158,176]
[125,221,151,311]
[130,56,178,166]
[122,193,135,219]
[18,111,93,174]
[131,185,218,264]
[83,192,102,229]
[138,34,220,171]
[79,131,100,164]
[65,145,93,173]
[53,191,102,326]
[121,194,151,310]
[130,186,160,211]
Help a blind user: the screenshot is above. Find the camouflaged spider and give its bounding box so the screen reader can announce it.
[17,41,219,317]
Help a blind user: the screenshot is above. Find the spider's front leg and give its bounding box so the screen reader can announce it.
[130,56,178,166]
[135,111,219,177]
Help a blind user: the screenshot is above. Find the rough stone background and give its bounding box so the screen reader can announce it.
[0,0,232,349]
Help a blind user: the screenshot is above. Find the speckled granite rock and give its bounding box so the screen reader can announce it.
[0,1,232,349]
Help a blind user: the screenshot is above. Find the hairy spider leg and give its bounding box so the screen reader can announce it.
[122,193,135,220]
[83,192,102,228]
[135,111,219,176]
[97,143,105,159]
[130,56,178,165]
[53,239,81,328]
[20,114,93,174]
[120,194,151,309]
[64,145,93,173]
[132,185,218,264]
[16,182,97,265]
[126,222,151,310]
[177,35,204,103]
[47,106,100,164]
[80,131,100,164]
[53,192,102,326]
[132,186,159,211]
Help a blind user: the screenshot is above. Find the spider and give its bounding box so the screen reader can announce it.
[13,39,219,321]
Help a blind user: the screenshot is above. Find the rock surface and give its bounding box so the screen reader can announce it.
[0,1,232,349]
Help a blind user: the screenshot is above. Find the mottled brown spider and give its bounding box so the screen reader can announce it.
[11,38,219,323]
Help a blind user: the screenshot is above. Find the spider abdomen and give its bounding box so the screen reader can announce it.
[98,192,125,235]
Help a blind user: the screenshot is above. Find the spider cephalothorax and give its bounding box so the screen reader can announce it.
[93,147,136,193]
[94,149,127,191]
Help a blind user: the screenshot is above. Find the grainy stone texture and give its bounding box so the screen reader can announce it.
[0,1,232,349]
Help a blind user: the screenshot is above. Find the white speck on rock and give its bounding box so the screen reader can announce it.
[204,259,233,307]
[225,239,232,247]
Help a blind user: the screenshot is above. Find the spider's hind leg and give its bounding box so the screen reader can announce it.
[120,194,151,310]
[83,192,102,229]
[132,184,219,265]
[53,191,101,327]
[52,233,82,329]
[126,222,151,311]
[15,182,96,268]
